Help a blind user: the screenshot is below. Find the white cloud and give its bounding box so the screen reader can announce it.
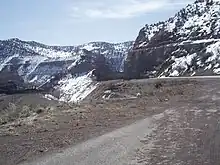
[70,0,193,19]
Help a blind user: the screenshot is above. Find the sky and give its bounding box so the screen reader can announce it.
[0,0,194,46]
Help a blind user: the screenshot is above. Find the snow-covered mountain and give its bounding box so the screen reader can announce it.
[125,0,220,78]
[0,38,133,102]
[0,38,133,83]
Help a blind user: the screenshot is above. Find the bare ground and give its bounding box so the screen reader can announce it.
[134,79,220,165]
[0,78,216,165]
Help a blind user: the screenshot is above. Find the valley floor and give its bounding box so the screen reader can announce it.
[0,78,220,164]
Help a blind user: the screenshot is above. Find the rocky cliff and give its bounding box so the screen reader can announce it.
[125,0,220,79]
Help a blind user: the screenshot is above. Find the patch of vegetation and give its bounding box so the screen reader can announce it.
[0,103,32,125]
[0,103,50,125]
[155,82,163,89]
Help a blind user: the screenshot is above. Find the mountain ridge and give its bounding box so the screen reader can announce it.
[5,38,133,48]
[0,38,134,83]
[0,38,133,102]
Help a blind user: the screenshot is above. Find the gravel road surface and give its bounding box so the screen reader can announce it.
[22,117,154,165]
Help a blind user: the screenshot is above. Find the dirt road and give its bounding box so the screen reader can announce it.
[22,117,153,165]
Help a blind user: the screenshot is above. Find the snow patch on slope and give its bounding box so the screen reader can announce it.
[213,68,220,74]
[169,53,197,76]
[56,72,98,103]
[44,94,58,101]
[206,41,220,62]
[82,44,99,51]
[159,53,197,77]
[25,45,73,58]
[0,54,19,71]
[17,56,48,79]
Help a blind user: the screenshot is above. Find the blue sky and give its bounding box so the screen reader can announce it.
[0,0,194,45]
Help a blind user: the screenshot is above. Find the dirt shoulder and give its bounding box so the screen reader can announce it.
[0,78,206,165]
[134,79,220,165]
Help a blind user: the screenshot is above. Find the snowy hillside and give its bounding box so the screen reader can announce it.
[0,38,133,102]
[54,71,98,103]
[0,38,133,84]
[125,0,220,78]
[159,40,220,77]
[134,0,220,48]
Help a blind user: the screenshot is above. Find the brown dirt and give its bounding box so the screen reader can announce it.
[134,79,220,165]
[0,78,208,165]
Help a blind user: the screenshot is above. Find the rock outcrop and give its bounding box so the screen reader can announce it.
[125,0,220,79]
